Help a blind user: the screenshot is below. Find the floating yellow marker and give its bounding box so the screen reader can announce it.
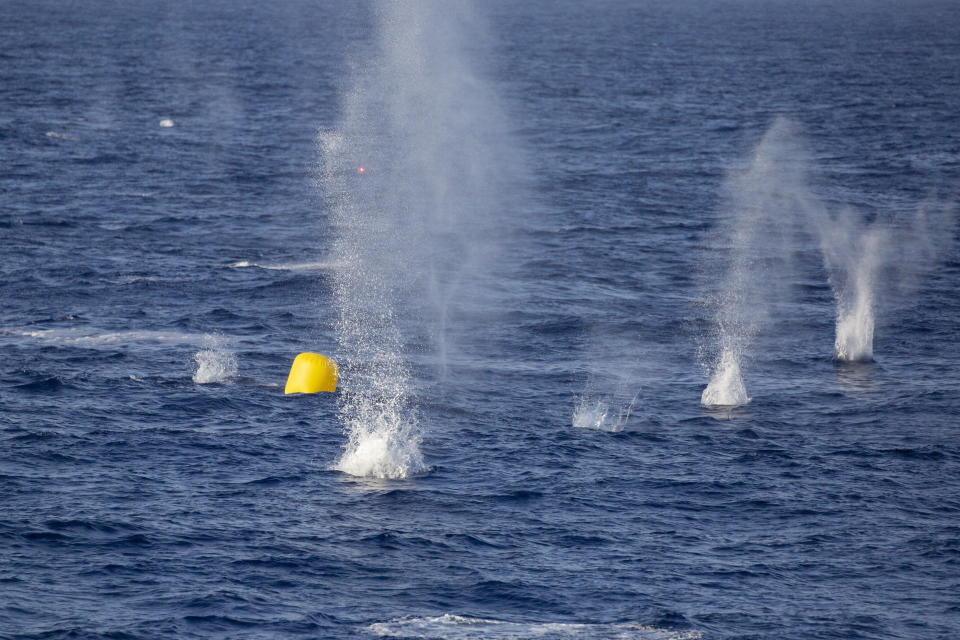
[284,352,338,394]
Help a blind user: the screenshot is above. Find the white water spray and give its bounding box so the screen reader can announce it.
[820,201,955,363]
[701,119,809,407]
[192,334,238,384]
[817,210,887,362]
[572,392,639,432]
[320,1,515,478]
[701,347,749,407]
[703,118,954,391]
[573,331,642,431]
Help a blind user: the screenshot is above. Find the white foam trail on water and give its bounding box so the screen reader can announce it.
[320,1,515,478]
[0,327,201,346]
[192,334,238,384]
[228,260,339,271]
[368,615,702,640]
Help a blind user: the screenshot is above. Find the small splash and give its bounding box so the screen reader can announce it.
[573,393,637,432]
[368,614,701,640]
[192,335,238,384]
[159,118,175,128]
[834,297,875,362]
[701,348,750,407]
[45,131,74,141]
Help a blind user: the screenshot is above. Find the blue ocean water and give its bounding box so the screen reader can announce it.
[2,1,959,638]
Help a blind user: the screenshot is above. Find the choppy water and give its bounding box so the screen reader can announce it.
[3,1,959,639]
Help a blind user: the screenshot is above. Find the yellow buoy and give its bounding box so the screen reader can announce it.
[284,352,338,394]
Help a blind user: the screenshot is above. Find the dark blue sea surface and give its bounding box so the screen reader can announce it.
[2,1,959,639]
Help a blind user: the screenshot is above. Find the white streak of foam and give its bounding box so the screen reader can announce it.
[1,327,201,346]
[228,260,339,271]
[368,615,702,640]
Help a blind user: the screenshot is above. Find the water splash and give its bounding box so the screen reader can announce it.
[819,200,955,362]
[701,118,808,407]
[192,334,238,384]
[703,118,954,385]
[701,347,749,407]
[822,217,885,362]
[572,393,638,432]
[320,1,514,478]
[573,329,643,431]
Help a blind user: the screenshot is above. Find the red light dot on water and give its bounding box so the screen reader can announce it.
[357,166,365,174]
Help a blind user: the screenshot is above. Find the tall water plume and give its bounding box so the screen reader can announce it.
[817,201,953,363]
[701,119,811,407]
[319,1,516,478]
[702,118,954,392]
[815,209,886,362]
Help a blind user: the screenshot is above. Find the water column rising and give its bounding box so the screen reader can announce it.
[701,119,811,407]
[319,1,515,478]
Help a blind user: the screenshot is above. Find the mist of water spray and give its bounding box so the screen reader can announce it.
[572,327,644,431]
[701,118,809,407]
[703,118,954,392]
[572,392,639,432]
[815,209,887,362]
[319,1,515,478]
